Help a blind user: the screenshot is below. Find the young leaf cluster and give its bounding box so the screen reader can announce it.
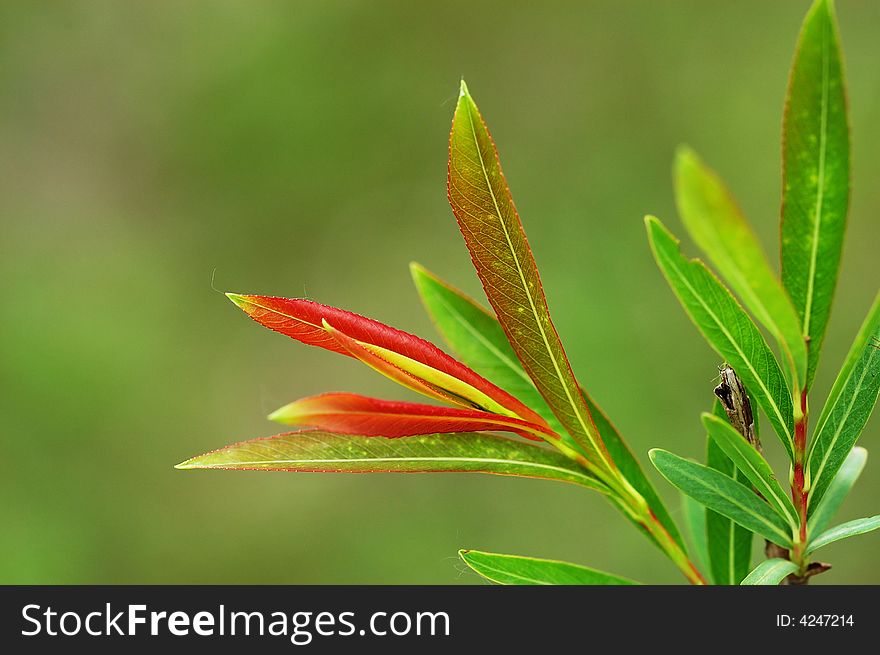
[179,0,878,585]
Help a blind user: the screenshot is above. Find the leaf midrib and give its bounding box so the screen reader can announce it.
[714,422,798,525]
[807,515,880,555]
[365,341,517,417]
[184,455,597,482]
[462,97,600,458]
[239,296,320,328]
[708,224,774,330]
[293,407,551,439]
[719,244,801,382]
[670,458,790,543]
[726,507,735,584]
[808,345,878,500]
[466,561,552,585]
[660,245,793,449]
[801,15,832,338]
[739,454,798,527]
[750,560,797,585]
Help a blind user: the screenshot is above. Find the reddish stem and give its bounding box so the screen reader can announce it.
[791,390,809,557]
[645,509,708,585]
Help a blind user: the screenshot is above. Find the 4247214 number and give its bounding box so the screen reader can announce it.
[777,615,854,628]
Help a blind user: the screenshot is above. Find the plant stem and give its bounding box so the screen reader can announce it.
[555,425,708,584]
[789,389,810,577]
[609,481,706,584]
[641,507,708,585]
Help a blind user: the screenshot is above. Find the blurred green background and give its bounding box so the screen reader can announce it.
[1,0,878,584]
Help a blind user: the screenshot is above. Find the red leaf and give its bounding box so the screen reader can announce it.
[322,319,475,409]
[227,293,547,425]
[269,393,559,441]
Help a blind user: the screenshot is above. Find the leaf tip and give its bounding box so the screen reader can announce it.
[644,215,676,245]
[700,411,720,428]
[674,143,695,161]
[225,292,250,310]
[409,260,427,280]
[459,78,470,98]
[673,144,700,174]
[268,398,306,425]
[410,261,444,295]
[268,404,293,424]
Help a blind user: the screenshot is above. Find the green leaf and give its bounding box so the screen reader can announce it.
[674,147,807,386]
[681,494,710,575]
[807,516,880,555]
[176,430,610,494]
[814,292,880,437]
[806,319,880,513]
[702,413,799,527]
[410,263,685,551]
[583,393,685,552]
[458,550,638,585]
[740,559,800,586]
[650,448,792,547]
[447,81,610,474]
[808,447,867,539]
[646,216,795,458]
[410,263,564,437]
[705,402,752,585]
[781,0,850,387]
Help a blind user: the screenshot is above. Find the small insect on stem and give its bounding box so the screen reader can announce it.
[713,364,761,452]
[870,336,880,350]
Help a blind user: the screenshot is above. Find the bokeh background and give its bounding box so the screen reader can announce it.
[2,0,878,584]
